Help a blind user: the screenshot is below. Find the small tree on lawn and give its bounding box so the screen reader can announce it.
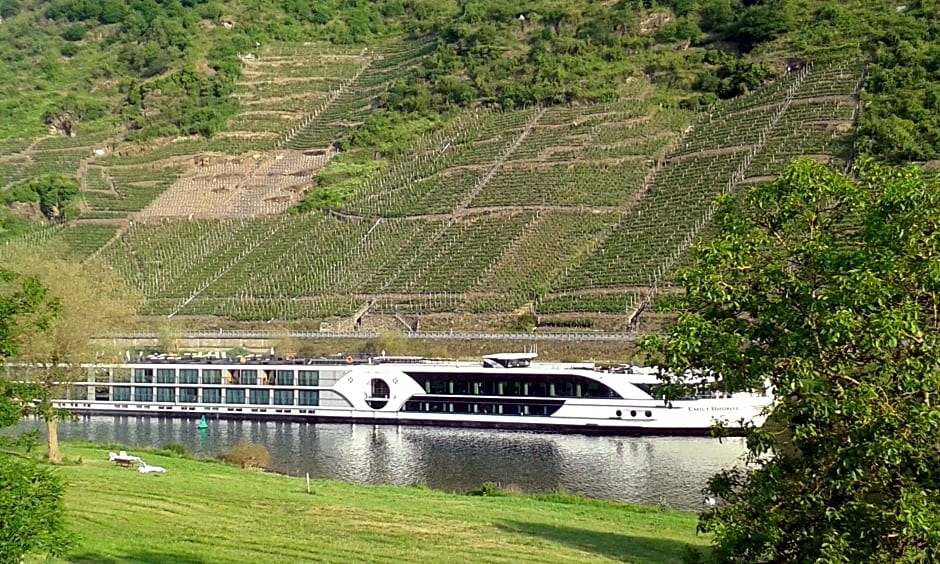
[9,254,140,464]
[643,158,940,562]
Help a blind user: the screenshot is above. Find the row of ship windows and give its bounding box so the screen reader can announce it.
[89,387,321,406]
[110,369,320,386]
[413,378,620,399]
[401,401,562,416]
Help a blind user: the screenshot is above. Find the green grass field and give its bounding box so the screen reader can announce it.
[48,443,706,563]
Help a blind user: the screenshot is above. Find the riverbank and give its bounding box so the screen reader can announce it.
[48,443,706,563]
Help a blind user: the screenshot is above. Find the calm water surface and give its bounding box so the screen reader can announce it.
[18,416,748,511]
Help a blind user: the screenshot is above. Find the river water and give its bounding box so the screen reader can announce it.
[18,416,748,511]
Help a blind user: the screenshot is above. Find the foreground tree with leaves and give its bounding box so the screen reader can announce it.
[643,158,940,562]
[5,254,140,463]
[0,269,72,561]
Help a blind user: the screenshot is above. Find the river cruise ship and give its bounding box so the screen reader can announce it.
[49,352,772,435]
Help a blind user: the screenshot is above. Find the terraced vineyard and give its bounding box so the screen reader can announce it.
[0,40,434,223]
[226,43,372,147]
[0,134,111,196]
[0,60,867,330]
[341,89,687,217]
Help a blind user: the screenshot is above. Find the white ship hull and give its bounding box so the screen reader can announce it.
[50,354,772,435]
[52,401,767,435]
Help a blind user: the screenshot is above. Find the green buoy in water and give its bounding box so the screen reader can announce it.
[197,415,208,430]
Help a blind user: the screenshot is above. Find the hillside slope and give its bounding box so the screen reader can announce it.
[2,61,862,331]
[0,1,935,331]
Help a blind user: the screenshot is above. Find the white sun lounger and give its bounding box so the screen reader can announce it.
[137,460,167,474]
[109,451,142,466]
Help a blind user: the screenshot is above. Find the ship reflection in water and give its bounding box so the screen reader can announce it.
[27,415,748,511]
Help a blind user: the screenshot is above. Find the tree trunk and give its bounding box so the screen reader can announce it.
[46,418,61,464]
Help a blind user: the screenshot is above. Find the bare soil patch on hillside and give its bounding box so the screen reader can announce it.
[137,149,335,219]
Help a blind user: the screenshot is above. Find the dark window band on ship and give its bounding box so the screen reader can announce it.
[398,371,620,416]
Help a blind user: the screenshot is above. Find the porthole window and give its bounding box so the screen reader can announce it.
[645,410,652,418]
[367,378,390,409]
[616,410,622,417]
[630,410,636,417]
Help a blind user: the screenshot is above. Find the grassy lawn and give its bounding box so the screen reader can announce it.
[47,443,706,563]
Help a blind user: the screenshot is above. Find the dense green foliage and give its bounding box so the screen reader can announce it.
[343,112,444,156]
[383,0,783,111]
[0,268,58,359]
[856,2,940,163]
[3,175,80,221]
[294,157,386,213]
[0,0,438,140]
[47,0,244,140]
[0,0,932,161]
[645,158,940,561]
[0,451,72,561]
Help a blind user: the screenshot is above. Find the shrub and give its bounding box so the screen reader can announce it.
[480,481,502,496]
[62,24,86,42]
[4,175,80,221]
[161,443,188,457]
[224,440,269,470]
[469,481,507,497]
[0,455,74,561]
